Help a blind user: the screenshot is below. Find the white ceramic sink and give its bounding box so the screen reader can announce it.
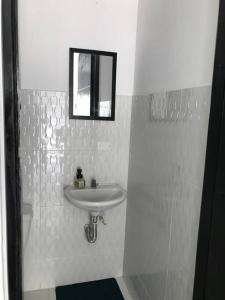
[64,184,126,212]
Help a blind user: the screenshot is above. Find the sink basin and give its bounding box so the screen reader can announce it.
[64,184,126,212]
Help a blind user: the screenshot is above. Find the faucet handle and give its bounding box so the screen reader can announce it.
[99,215,107,225]
[91,178,97,188]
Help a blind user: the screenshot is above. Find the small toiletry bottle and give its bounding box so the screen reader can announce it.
[74,168,85,189]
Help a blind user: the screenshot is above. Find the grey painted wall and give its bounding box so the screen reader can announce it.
[133,0,219,94]
[18,0,138,94]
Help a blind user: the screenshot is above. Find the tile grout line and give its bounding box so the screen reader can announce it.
[163,204,173,300]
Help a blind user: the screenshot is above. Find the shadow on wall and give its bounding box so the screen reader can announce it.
[124,86,211,300]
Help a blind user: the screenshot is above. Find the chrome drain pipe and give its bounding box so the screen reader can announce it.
[84,213,106,243]
[84,214,98,243]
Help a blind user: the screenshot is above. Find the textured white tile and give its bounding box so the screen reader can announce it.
[20,90,132,291]
[23,289,55,300]
[124,86,211,300]
[40,91,67,151]
[116,277,137,300]
[23,205,42,290]
[35,201,126,289]
[20,150,40,206]
[19,90,41,150]
[40,150,66,207]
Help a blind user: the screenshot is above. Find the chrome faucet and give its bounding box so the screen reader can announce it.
[91,178,97,188]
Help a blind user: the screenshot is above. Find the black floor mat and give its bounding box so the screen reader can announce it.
[55,278,124,300]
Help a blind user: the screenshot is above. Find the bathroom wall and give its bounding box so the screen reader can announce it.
[124,0,219,299]
[19,0,219,296]
[18,0,138,292]
[133,0,219,94]
[18,0,138,94]
[20,91,132,291]
[0,8,9,298]
[124,86,211,300]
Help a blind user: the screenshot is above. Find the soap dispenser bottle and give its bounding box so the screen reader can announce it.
[74,168,86,189]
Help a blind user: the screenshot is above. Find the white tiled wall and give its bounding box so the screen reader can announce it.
[20,86,211,297]
[124,86,211,300]
[19,90,132,291]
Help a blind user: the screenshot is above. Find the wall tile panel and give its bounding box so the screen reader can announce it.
[19,90,131,291]
[124,86,211,300]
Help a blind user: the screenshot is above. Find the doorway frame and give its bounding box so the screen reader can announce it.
[193,0,225,299]
[2,0,225,299]
[2,0,22,299]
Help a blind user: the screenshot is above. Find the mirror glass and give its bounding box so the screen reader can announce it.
[98,55,113,117]
[69,49,117,120]
[73,53,91,117]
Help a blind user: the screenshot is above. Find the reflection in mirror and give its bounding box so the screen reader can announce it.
[98,56,113,117]
[73,53,91,116]
[69,48,117,120]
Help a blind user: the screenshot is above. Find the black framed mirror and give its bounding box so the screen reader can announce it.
[69,48,117,121]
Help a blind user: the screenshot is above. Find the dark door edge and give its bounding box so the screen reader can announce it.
[2,0,225,299]
[2,0,22,299]
[193,0,225,299]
